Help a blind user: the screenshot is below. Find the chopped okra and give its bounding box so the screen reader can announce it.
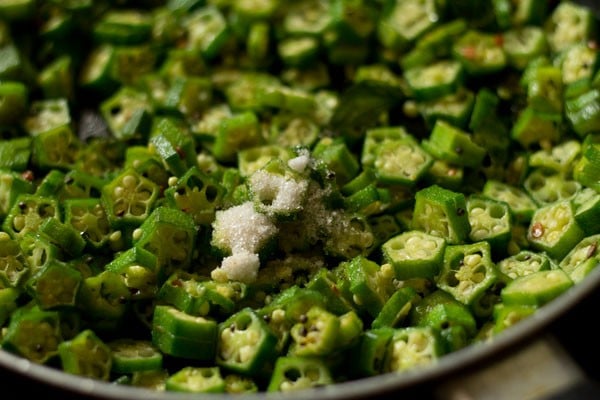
[0,0,599,394]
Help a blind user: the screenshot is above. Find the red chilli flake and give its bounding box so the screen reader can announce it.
[175,146,186,159]
[21,170,35,181]
[586,242,598,259]
[461,46,476,59]
[531,222,544,239]
[494,34,504,47]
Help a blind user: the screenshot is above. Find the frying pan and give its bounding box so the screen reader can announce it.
[1,1,600,399]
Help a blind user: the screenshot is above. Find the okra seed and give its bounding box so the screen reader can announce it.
[132,228,143,241]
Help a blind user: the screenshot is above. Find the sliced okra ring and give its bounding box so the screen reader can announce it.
[58,329,112,380]
[384,326,443,372]
[165,366,226,393]
[108,338,163,374]
[501,269,574,306]
[267,356,333,392]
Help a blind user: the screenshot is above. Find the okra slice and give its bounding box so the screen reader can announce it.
[267,356,333,392]
[288,305,340,357]
[384,326,443,373]
[224,374,259,394]
[26,260,82,310]
[559,234,600,284]
[31,125,81,171]
[382,230,446,280]
[373,137,433,186]
[238,145,294,178]
[76,270,130,327]
[492,303,537,334]
[361,126,410,168]
[305,268,355,316]
[217,307,278,376]
[349,327,394,377]
[109,45,157,87]
[345,256,394,318]
[452,29,507,75]
[38,217,86,258]
[157,271,212,316]
[527,199,585,261]
[574,134,600,192]
[93,9,153,45]
[565,88,600,138]
[151,305,218,361]
[411,184,471,245]
[421,120,486,168]
[58,329,112,381]
[502,26,548,70]
[482,179,538,223]
[148,117,197,177]
[501,269,573,306]
[525,65,563,115]
[572,187,600,236]
[524,169,581,206]
[377,0,439,51]
[371,287,418,329]
[101,167,159,229]
[436,241,499,306]
[166,366,226,393]
[545,1,597,54]
[108,338,162,374]
[99,86,153,142]
[63,198,112,251]
[212,111,263,163]
[529,140,581,175]
[130,369,169,391]
[404,60,464,101]
[0,286,19,327]
[497,250,554,280]
[0,231,28,287]
[105,246,158,300]
[2,194,59,240]
[0,170,34,220]
[133,206,196,275]
[467,195,512,254]
[0,81,28,126]
[418,87,475,130]
[2,305,62,364]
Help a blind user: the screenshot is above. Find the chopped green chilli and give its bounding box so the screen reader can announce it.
[0,0,599,394]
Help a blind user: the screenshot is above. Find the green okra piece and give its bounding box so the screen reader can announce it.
[371,287,418,329]
[212,111,263,163]
[151,305,218,361]
[63,198,112,251]
[25,260,82,310]
[277,36,320,68]
[527,199,585,261]
[524,169,582,206]
[384,326,443,372]
[166,366,226,393]
[525,65,563,115]
[452,29,507,75]
[528,140,581,175]
[411,184,471,245]
[38,55,74,101]
[0,231,28,288]
[511,106,562,149]
[0,169,34,220]
[436,241,499,306]
[76,270,130,325]
[559,234,600,284]
[574,134,600,192]
[217,307,278,376]
[288,305,340,357]
[149,117,197,177]
[492,303,537,334]
[132,206,196,276]
[305,268,355,316]
[2,304,62,364]
[545,1,596,54]
[418,87,475,130]
[0,81,28,126]
[101,167,160,229]
[572,188,600,236]
[467,194,513,254]
[376,0,439,51]
[502,26,548,70]
[404,60,464,102]
[237,145,294,178]
[373,136,433,186]
[78,44,119,96]
[93,9,153,45]
[22,98,71,137]
[565,88,600,138]
[59,329,112,381]
[497,250,554,280]
[2,194,60,240]
[421,120,486,169]
[349,327,394,377]
[0,286,19,327]
[109,45,157,87]
[501,269,573,306]
[38,217,86,258]
[130,369,169,391]
[381,230,446,280]
[345,256,395,318]
[482,179,538,223]
[100,87,153,142]
[361,126,410,168]
[108,338,163,374]
[267,356,333,392]
[31,125,82,171]
[182,5,229,60]
[105,246,159,300]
